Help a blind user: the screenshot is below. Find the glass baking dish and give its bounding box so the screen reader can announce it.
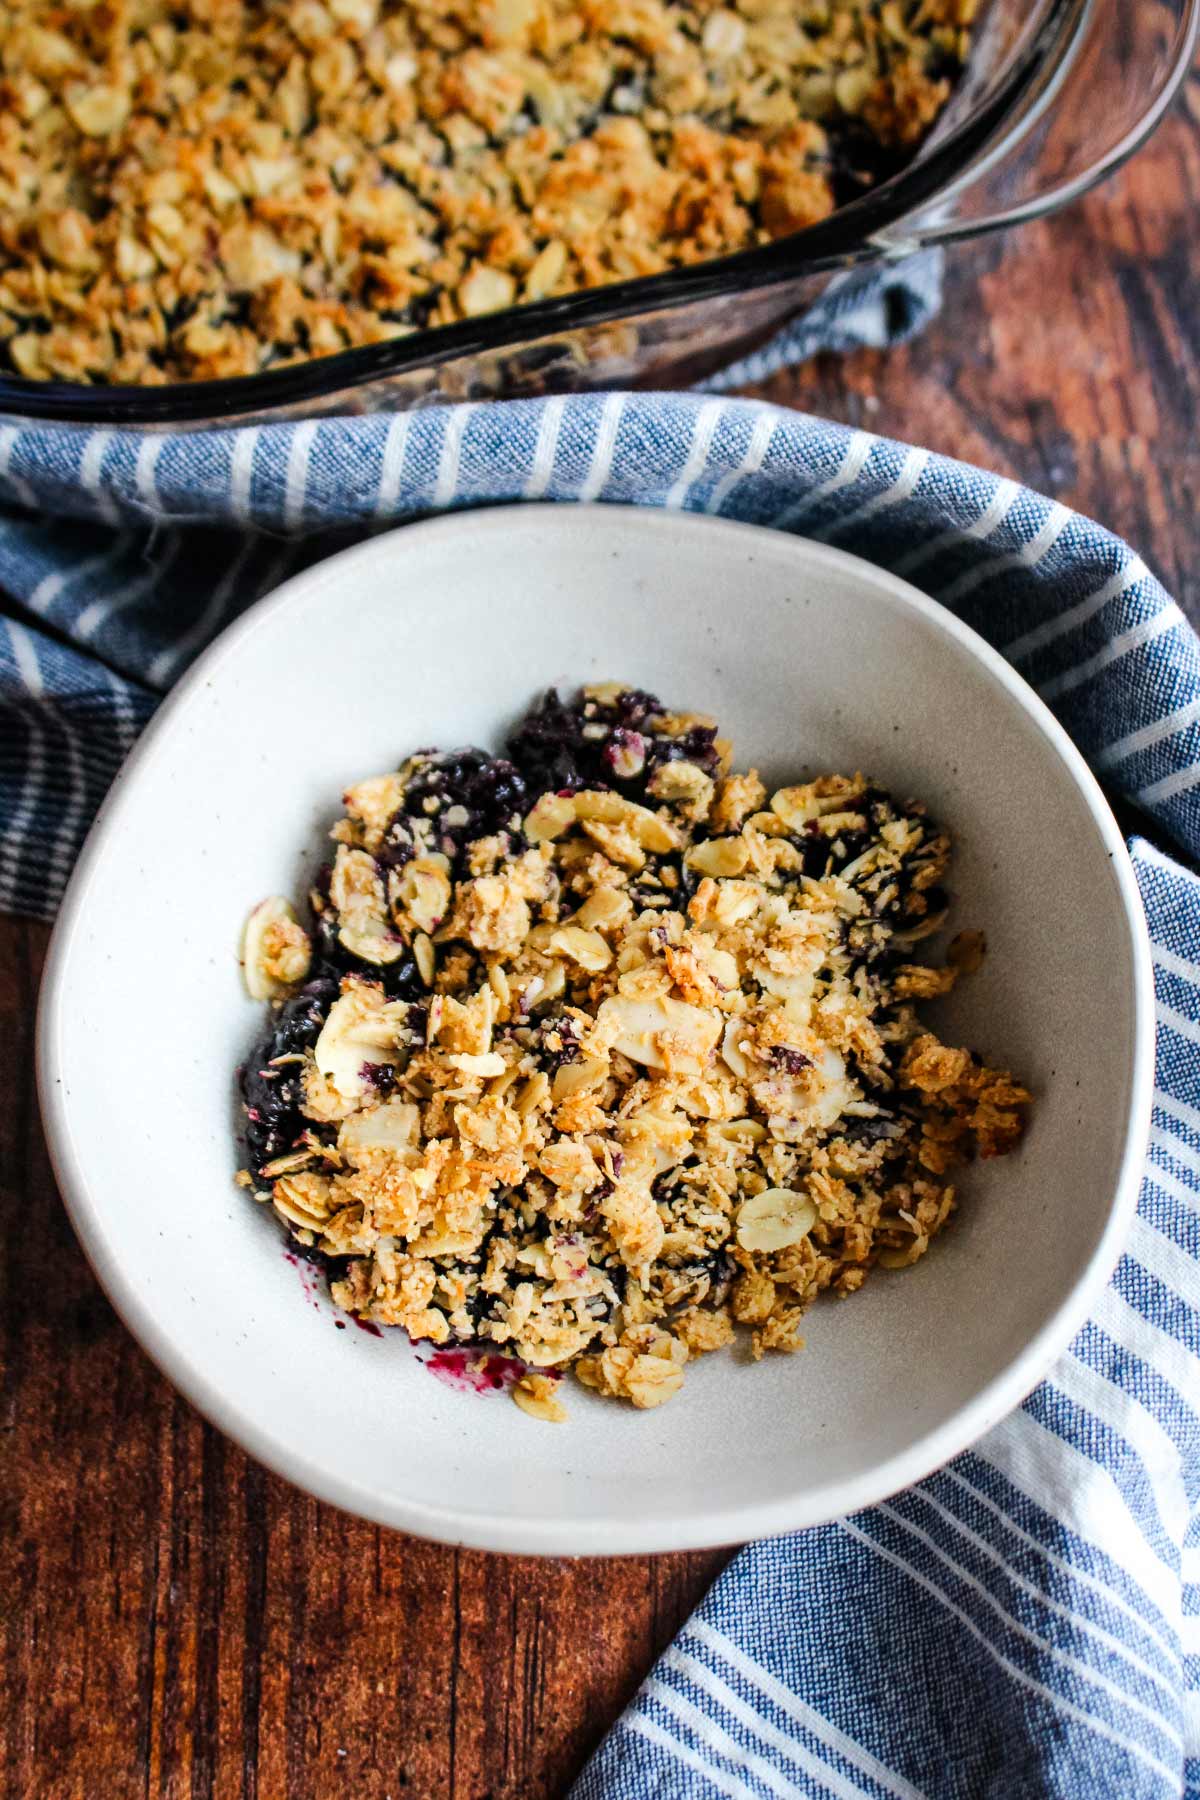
[2,0,1194,431]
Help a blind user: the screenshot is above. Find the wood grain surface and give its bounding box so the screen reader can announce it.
[3,62,1199,1800]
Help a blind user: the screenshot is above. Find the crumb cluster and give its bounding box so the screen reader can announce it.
[238,683,1029,1419]
[1,0,974,384]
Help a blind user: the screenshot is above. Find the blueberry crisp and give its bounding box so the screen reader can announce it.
[237,684,1030,1421]
[2,0,974,384]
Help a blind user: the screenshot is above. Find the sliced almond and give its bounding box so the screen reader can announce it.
[736,1187,818,1253]
[390,853,451,934]
[8,333,45,379]
[338,1099,421,1162]
[410,1225,484,1258]
[624,1353,686,1409]
[260,1149,318,1178]
[769,788,820,830]
[711,1118,767,1143]
[446,1051,507,1077]
[515,1070,550,1115]
[770,776,865,831]
[115,234,157,280]
[698,878,763,928]
[744,811,792,838]
[464,982,496,1055]
[579,818,646,871]
[22,25,86,79]
[692,940,739,990]
[702,8,746,57]
[549,925,612,971]
[339,917,407,966]
[37,206,97,272]
[331,844,385,922]
[756,966,815,1006]
[573,790,681,853]
[459,263,516,316]
[273,1171,335,1230]
[647,759,715,814]
[414,931,436,985]
[525,789,680,853]
[314,989,409,1099]
[201,166,241,210]
[720,1016,756,1078]
[606,733,647,780]
[835,64,875,114]
[808,1045,858,1130]
[523,792,577,843]
[513,1374,568,1422]
[574,886,633,932]
[759,1044,854,1132]
[328,0,377,30]
[488,963,511,1006]
[65,81,130,138]
[241,896,312,1000]
[245,154,299,197]
[524,238,567,300]
[596,994,720,1075]
[551,1056,608,1103]
[686,836,749,879]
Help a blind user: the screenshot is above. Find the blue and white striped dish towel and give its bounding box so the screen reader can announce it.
[1,399,1198,1793]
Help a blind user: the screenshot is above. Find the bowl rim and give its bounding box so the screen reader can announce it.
[36,503,1156,1555]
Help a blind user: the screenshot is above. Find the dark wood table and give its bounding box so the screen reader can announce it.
[4,69,1198,1800]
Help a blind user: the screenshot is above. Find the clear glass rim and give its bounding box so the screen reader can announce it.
[917,0,1199,245]
[0,0,1083,428]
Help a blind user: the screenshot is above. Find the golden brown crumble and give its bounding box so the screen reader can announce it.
[1,0,975,384]
[237,682,1030,1419]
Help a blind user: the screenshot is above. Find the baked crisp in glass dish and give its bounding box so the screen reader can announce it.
[237,684,1029,1420]
[1,0,975,385]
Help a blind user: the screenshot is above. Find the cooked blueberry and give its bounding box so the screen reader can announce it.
[239,976,337,1169]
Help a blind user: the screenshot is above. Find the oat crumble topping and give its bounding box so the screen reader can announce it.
[237,683,1030,1418]
[1,0,975,385]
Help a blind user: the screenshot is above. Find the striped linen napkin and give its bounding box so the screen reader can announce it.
[0,384,1196,1798]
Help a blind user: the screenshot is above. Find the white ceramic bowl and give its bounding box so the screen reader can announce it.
[38,505,1153,1555]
